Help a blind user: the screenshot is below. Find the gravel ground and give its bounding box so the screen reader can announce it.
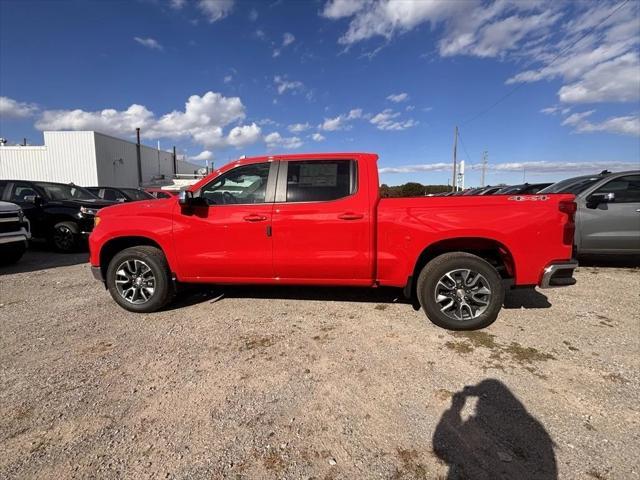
[1,249,639,480]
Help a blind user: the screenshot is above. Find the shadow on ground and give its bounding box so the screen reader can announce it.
[577,254,640,268]
[433,379,557,480]
[169,284,553,311]
[0,242,88,276]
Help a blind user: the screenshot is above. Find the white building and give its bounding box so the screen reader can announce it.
[0,131,202,188]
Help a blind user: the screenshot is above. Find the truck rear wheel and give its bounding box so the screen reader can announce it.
[417,252,504,330]
[106,246,174,313]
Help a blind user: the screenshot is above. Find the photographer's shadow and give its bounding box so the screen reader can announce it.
[433,379,557,480]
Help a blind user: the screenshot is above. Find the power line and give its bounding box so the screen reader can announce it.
[456,128,474,165]
[461,0,631,126]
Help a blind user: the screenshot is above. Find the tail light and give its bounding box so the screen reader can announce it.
[559,200,576,246]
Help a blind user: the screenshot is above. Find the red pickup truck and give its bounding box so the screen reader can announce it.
[89,153,577,330]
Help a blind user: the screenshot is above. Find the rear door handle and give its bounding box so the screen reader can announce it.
[338,212,364,220]
[243,214,267,222]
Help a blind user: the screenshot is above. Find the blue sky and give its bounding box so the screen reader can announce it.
[1,0,639,186]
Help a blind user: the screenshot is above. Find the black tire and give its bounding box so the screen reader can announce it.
[50,221,79,252]
[106,246,175,313]
[417,252,504,331]
[0,242,26,266]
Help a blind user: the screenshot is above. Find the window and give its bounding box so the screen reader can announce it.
[121,188,153,201]
[10,183,38,203]
[34,182,95,200]
[102,188,127,202]
[593,175,640,203]
[201,162,271,205]
[285,160,355,202]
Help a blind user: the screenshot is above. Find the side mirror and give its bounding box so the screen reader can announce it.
[23,195,42,205]
[586,192,615,209]
[178,190,193,206]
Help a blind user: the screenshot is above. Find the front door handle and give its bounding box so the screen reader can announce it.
[243,214,267,222]
[338,212,364,220]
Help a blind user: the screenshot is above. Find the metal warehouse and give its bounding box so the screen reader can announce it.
[0,130,201,187]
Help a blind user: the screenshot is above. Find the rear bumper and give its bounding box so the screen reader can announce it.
[539,260,578,288]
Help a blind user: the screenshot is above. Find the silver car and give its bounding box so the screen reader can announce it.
[0,201,31,265]
[540,171,640,255]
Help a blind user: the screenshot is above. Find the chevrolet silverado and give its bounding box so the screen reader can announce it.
[89,153,577,330]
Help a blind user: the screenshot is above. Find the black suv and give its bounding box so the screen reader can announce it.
[0,180,116,252]
[86,186,154,203]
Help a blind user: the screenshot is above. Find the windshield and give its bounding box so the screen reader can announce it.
[539,176,602,194]
[121,188,153,200]
[35,182,97,200]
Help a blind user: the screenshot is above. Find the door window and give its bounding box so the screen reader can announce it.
[10,183,38,203]
[201,162,271,205]
[285,160,356,202]
[593,175,640,203]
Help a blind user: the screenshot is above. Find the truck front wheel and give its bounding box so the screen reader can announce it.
[417,252,504,330]
[106,246,175,313]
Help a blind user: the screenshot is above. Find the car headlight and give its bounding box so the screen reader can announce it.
[94,216,101,228]
[80,206,99,216]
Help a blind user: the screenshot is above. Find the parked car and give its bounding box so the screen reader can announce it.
[89,153,577,330]
[0,201,31,265]
[145,188,179,199]
[86,187,154,203]
[495,183,553,195]
[540,171,640,255]
[0,180,115,252]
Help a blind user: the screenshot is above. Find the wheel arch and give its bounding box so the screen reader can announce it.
[404,237,515,300]
[99,236,173,280]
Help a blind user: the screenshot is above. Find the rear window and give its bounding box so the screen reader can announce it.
[285,160,356,202]
[539,177,602,194]
[121,188,153,200]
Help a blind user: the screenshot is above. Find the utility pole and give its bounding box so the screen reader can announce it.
[135,128,143,186]
[451,126,458,192]
[481,151,488,187]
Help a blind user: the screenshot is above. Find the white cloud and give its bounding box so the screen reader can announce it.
[197,0,234,22]
[387,92,409,103]
[311,132,326,141]
[273,32,296,57]
[320,0,369,19]
[562,110,640,137]
[169,0,186,9]
[370,109,418,131]
[557,53,640,104]
[319,108,363,131]
[34,91,262,150]
[133,37,163,51]
[191,150,213,161]
[223,74,233,83]
[288,122,310,133]
[380,160,640,175]
[264,132,303,149]
[283,32,295,46]
[0,96,38,119]
[249,8,258,21]
[274,75,304,95]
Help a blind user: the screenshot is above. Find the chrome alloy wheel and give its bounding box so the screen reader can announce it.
[114,259,156,305]
[434,269,492,321]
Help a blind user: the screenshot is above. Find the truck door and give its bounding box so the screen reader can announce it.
[271,159,372,282]
[578,174,640,253]
[173,161,277,280]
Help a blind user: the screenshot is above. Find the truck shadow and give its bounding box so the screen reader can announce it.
[433,378,557,480]
[169,284,552,310]
[577,254,640,268]
[0,242,88,276]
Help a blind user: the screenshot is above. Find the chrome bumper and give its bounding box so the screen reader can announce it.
[539,260,578,288]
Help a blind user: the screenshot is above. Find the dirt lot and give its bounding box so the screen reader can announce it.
[1,249,639,480]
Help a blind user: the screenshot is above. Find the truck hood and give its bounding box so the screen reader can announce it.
[0,201,21,213]
[97,198,173,217]
[48,198,118,209]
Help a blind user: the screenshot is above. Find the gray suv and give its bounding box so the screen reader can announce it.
[0,201,31,265]
[540,171,640,255]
